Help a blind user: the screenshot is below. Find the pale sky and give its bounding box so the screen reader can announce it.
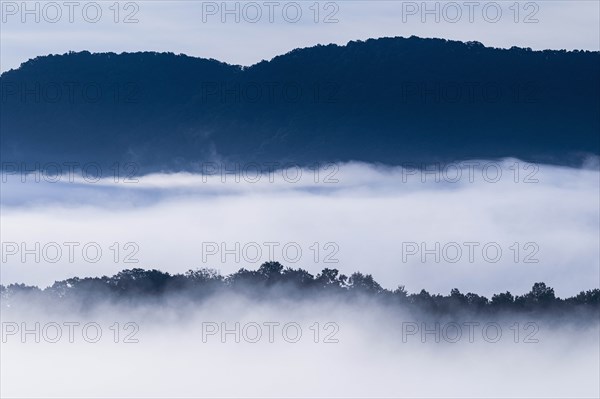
[1,0,599,72]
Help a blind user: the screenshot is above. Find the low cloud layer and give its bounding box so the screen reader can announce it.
[2,294,598,398]
[1,159,599,297]
[1,159,599,398]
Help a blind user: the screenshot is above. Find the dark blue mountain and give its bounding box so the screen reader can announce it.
[1,36,598,172]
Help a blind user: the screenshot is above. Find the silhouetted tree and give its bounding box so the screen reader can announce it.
[348,272,383,294]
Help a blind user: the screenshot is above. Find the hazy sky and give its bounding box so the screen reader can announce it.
[1,0,599,72]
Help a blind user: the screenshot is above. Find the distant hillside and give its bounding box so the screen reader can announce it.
[1,36,598,171]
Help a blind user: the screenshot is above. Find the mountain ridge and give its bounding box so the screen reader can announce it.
[2,36,598,172]
[4,36,598,75]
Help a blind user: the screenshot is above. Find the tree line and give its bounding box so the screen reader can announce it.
[1,262,598,315]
